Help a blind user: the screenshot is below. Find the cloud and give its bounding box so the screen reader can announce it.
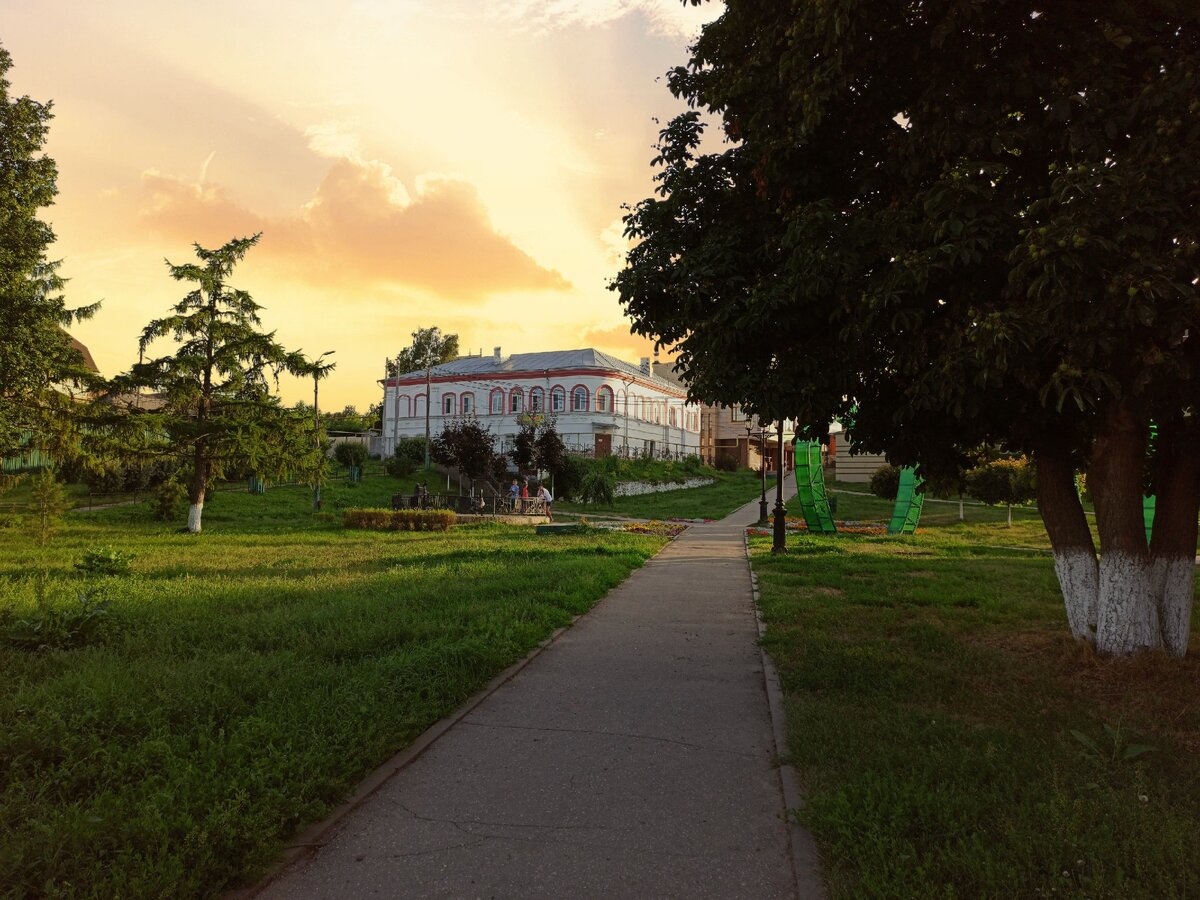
[580,322,664,363]
[462,0,723,40]
[138,158,570,300]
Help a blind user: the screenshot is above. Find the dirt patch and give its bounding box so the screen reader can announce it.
[809,585,845,597]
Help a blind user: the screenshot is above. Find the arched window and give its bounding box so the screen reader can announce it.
[571,386,589,412]
[490,389,504,415]
[510,388,524,414]
[442,393,456,415]
[460,393,474,416]
[551,386,566,413]
[415,394,428,418]
[530,387,544,412]
[597,386,614,413]
[396,394,412,418]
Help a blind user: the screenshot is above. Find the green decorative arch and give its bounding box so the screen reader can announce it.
[887,466,924,535]
[794,439,837,534]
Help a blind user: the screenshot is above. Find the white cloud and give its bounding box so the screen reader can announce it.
[456,0,723,40]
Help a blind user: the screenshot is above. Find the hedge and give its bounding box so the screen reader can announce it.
[343,508,456,532]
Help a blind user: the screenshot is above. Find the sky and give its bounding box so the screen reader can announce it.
[3,0,723,411]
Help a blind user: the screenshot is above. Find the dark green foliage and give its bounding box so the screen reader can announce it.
[386,326,459,377]
[333,441,369,470]
[966,457,1038,508]
[533,418,568,480]
[73,546,134,577]
[384,454,415,478]
[510,421,537,472]
[714,450,739,472]
[0,44,101,463]
[342,507,455,531]
[681,454,703,475]
[869,465,901,502]
[394,437,426,466]
[83,458,177,495]
[553,454,589,501]
[151,478,186,522]
[29,468,67,547]
[579,472,616,506]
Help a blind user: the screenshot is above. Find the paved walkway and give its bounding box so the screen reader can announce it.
[258,485,819,899]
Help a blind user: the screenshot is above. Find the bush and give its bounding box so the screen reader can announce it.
[74,546,135,577]
[682,454,704,475]
[554,454,590,501]
[343,508,456,531]
[714,450,740,472]
[333,441,369,470]
[965,457,1037,507]
[869,464,901,500]
[4,591,112,651]
[385,454,415,478]
[395,437,428,466]
[579,471,616,506]
[152,479,187,522]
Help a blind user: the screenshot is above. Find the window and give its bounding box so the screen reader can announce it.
[654,402,662,424]
[442,393,456,415]
[551,387,565,412]
[571,387,588,411]
[415,394,428,418]
[597,386,613,413]
[396,395,411,418]
[730,404,743,422]
[669,407,677,427]
[461,393,474,415]
[510,388,523,414]
[530,388,544,412]
[490,389,504,414]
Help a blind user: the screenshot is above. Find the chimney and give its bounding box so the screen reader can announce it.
[639,356,651,375]
[494,346,502,361]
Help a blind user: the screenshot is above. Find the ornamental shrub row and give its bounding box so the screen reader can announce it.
[343,507,456,532]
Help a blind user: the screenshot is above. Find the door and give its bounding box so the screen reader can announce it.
[594,434,612,457]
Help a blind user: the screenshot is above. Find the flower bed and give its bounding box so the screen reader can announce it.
[624,520,687,537]
[343,508,456,531]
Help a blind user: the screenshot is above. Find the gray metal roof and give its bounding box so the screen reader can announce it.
[394,348,681,391]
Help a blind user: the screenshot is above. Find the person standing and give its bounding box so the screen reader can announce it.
[519,478,530,514]
[538,483,553,520]
[509,479,520,512]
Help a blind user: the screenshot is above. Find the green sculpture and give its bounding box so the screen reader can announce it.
[887,466,924,535]
[794,439,837,534]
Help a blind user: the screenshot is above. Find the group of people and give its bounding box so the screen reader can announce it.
[508,478,553,519]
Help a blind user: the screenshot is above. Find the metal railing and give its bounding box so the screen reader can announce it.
[390,492,550,517]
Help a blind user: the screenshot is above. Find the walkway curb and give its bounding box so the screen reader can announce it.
[744,528,828,900]
[226,526,685,899]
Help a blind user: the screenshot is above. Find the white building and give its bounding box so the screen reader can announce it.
[380,348,701,459]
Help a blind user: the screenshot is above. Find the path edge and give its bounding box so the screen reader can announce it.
[743,530,828,900]
[225,527,685,900]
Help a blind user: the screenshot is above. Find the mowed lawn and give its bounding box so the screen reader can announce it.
[0,478,667,898]
[751,520,1200,899]
[557,468,768,520]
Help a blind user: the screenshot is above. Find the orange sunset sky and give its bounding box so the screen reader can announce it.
[4,0,722,410]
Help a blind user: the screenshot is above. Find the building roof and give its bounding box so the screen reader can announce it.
[70,336,98,373]
[390,348,680,392]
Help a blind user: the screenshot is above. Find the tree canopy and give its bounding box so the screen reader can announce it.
[388,327,460,377]
[614,1,1200,657]
[0,43,99,462]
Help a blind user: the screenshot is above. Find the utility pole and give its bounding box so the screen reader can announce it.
[424,359,432,472]
[391,354,402,458]
[310,351,335,512]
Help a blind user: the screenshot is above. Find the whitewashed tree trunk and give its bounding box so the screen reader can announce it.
[1051,550,1098,642]
[1094,552,1160,656]
[1154,556,1195,658]
[187,501,203,533]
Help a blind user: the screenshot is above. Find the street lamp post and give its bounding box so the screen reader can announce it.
[772,419,788,553]
[747,423,768,523]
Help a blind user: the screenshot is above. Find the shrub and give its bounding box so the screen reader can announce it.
[869,464,901,500]
[152,479,187,522]
[4,591,112,651]
[554,454,590,501]
[579,471,616,506]
[966,457,1037,507]
[681,454,704,475]
[385,454,415,478]
[395,437,427,466]
[714,449,739,472]
[343,508,456,532]
[74,546,134,577]
[333,441,369,470]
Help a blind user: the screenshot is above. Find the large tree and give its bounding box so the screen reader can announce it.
[0,43,99,462]
[115,235,318,533]
[614,1,1200,657]
[386,327,459,377]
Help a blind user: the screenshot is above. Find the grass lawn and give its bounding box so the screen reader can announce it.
[750,521,1200,898]
[557,468,769,520]
[0,475,667,898]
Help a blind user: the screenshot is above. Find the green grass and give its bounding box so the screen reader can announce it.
[558,468,769,520]
[750,522,1200,899]
[0,476,666,898]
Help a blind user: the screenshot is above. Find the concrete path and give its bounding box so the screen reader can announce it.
[257,485,818,899]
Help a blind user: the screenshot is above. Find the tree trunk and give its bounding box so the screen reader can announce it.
[1036,451,1098,642]
[1149,417,1200,657]
[188,438,208,534]
[1089,398,1159,657]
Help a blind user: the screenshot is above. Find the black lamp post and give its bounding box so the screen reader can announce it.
[748,422,769,523]
[772,419,788,553]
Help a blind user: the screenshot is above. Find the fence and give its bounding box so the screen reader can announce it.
[390,492,550,517]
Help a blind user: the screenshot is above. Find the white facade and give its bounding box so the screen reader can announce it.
[379,349,701,460]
